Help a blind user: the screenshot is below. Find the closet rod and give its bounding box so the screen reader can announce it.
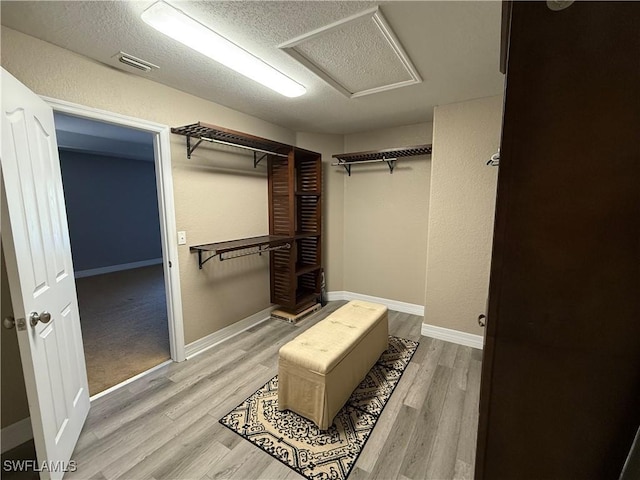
[333,157,398,175]
[219,243,291,261]
[199,137,289,158]
[331,157,397,166]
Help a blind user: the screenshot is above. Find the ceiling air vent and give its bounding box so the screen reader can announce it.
[115,52,159,73]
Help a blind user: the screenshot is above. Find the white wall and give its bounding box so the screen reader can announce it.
[424,95,503,335]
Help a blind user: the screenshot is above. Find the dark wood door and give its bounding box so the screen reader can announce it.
[476,2,640,479]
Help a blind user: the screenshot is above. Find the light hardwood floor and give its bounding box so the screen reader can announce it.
[63,300,481,480]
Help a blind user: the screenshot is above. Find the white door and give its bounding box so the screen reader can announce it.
[1,68,90,479]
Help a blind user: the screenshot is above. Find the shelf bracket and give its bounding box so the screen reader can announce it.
[186,136,204,159]
[197,250,217,269]
[384,157,397,174]
[336,161,351,176]
[253,152,267,168]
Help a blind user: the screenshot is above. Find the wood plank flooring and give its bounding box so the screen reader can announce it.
[62,300,481,480]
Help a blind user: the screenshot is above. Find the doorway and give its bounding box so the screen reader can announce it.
[55,112,171,395]
[46,97,186,394]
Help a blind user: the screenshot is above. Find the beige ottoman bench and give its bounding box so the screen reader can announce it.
[278,300,388,430]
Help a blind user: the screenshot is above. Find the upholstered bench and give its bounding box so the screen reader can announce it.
[278,300,388,430]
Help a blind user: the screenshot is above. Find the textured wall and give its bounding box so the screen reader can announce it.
[0,26,295,344]
[1,247,31,428]
[424,96,502,334]
[295,132,345,292]
[343,123,432,305]
[59,151,162,272]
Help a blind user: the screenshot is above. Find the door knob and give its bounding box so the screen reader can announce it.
[30,311,52,327]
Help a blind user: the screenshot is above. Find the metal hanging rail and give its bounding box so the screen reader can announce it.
[198,136,289,158]
[332,144,432,175]
[219,243,290,262]
[190,235,292,269]
[332,157,399,175]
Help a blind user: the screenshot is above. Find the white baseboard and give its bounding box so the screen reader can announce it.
[327,291,482,350]
[184,306,275,359]
[74,258,163,279]
[326,291,347,302]
[1,417,33,453]
[421,323,484,350]
[326,291,424,316]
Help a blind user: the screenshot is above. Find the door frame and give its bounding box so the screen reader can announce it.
[42,96,186,364]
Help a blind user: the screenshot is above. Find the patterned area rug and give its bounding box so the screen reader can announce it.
[219,336,419,480]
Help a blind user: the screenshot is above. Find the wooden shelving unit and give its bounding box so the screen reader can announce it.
[174,122,323,314]
[332,144,432,175]
[267,147,322,313]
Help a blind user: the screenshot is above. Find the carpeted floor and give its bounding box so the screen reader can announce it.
[75,265,170,395]
[220,336,418,480]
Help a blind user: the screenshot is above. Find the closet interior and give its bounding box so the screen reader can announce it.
[172,122,322,314]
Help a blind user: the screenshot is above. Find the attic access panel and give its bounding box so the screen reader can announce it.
[279,7,422,98]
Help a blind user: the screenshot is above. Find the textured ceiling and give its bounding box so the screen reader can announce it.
[1,1,505,135]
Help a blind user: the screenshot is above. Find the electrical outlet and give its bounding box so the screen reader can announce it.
[177,231,187,245]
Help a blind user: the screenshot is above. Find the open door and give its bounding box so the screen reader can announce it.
[475,3,640,479]
[1,68,90,479]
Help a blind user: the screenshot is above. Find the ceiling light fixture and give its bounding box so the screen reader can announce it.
[141,1,306,98]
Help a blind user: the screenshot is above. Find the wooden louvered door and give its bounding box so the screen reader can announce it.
[267,147,322,313]
[294,149,322,311]
[268,152,295,308]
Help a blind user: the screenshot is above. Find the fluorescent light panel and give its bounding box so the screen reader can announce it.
[141,1,306,98]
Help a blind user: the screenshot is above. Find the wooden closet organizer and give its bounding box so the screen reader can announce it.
[172,122,322,314]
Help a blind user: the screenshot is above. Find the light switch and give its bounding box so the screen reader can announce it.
[177,231,187,245]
